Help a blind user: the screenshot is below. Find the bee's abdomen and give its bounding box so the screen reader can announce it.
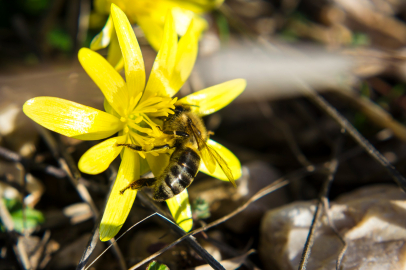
[168,147,200,193]
[153,147,200,201]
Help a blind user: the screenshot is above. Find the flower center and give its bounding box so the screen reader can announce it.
[124,95,177,151]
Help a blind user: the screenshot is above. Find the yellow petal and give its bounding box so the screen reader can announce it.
[23,97,123,140]
[169,19,199,96]
[179,79,246,116]
[100,148,140,241]
[107,31,124,71]
[104,99,120,118]
[78,48,129,116]
[199,139,242,181]
[166,189,193,232]
[78,135,126,174]
[172,7,207,36]
[111,4,145,103]
[90,15,114,50]
[137,16,164,51]
[114,56,125,71]
[144,11,177,99]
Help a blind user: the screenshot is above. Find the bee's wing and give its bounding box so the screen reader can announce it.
[188,120,236,187]
[206,145,236,187]
[187,120,216,173]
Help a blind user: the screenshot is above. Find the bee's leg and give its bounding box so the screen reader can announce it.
[119,177,157,195]
[162,130,189,137]
[207,131,215,140]
[116,144,143,151]
[117,144,175,152]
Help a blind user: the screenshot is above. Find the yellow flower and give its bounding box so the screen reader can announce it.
[90,0,223,70]
[23,4,246,242]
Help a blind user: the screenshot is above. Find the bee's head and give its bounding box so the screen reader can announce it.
[173,103,199,114]
[174,104,191,113]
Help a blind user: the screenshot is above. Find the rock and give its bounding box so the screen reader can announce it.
[0,102,38,157]
[259,185,406,270]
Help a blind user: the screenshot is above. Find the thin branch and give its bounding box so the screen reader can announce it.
[128,178,290,270]
[84,213,159,270]
[137,191,226,270]
[298,138,341,270]
[257,100,314,170]
[0,145,66,178]
[37,126,98,218]
[0,195,31,269]
[35,126,127,269]
[322,197,347,270]
[300,83,406,193]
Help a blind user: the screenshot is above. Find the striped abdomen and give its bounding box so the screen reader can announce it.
[153,147,200,201]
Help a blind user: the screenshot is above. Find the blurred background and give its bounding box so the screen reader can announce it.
[3,0,406,269]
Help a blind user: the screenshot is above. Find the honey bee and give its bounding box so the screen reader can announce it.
[118,104,236,201]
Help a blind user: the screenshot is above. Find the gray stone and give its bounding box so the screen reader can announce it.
[259,185,406,270]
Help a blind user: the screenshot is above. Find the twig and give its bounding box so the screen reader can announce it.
[30,230,51,269]
[257,101,314,170]
[137,191,226,270]
[36,126,98,217]
[84,213,161,270]
[300,83,406,192]
[128,178,290,270]
[0,195,31,269]
[298,138,341,270]
[16,163,28,237]
[35,126,126,269]
[0,145,66,179]
[322,197,347,270]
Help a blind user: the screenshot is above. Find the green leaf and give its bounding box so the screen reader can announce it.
[192,197,211,220]
[10,208,45,233]
[146,261,170,270]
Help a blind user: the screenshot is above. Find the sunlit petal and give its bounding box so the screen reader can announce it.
[78,135,126,174]
[172,7,207,36]
[23,97,123,140]
[169,19,199,96]
[111,4,145,102]
[166,189,193,232]
[100,148,140,241]
[90,15,114,50]
[145,11,177,99]
[179,79,246,116]
[79,48,129,116]
[199,139,242,181]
